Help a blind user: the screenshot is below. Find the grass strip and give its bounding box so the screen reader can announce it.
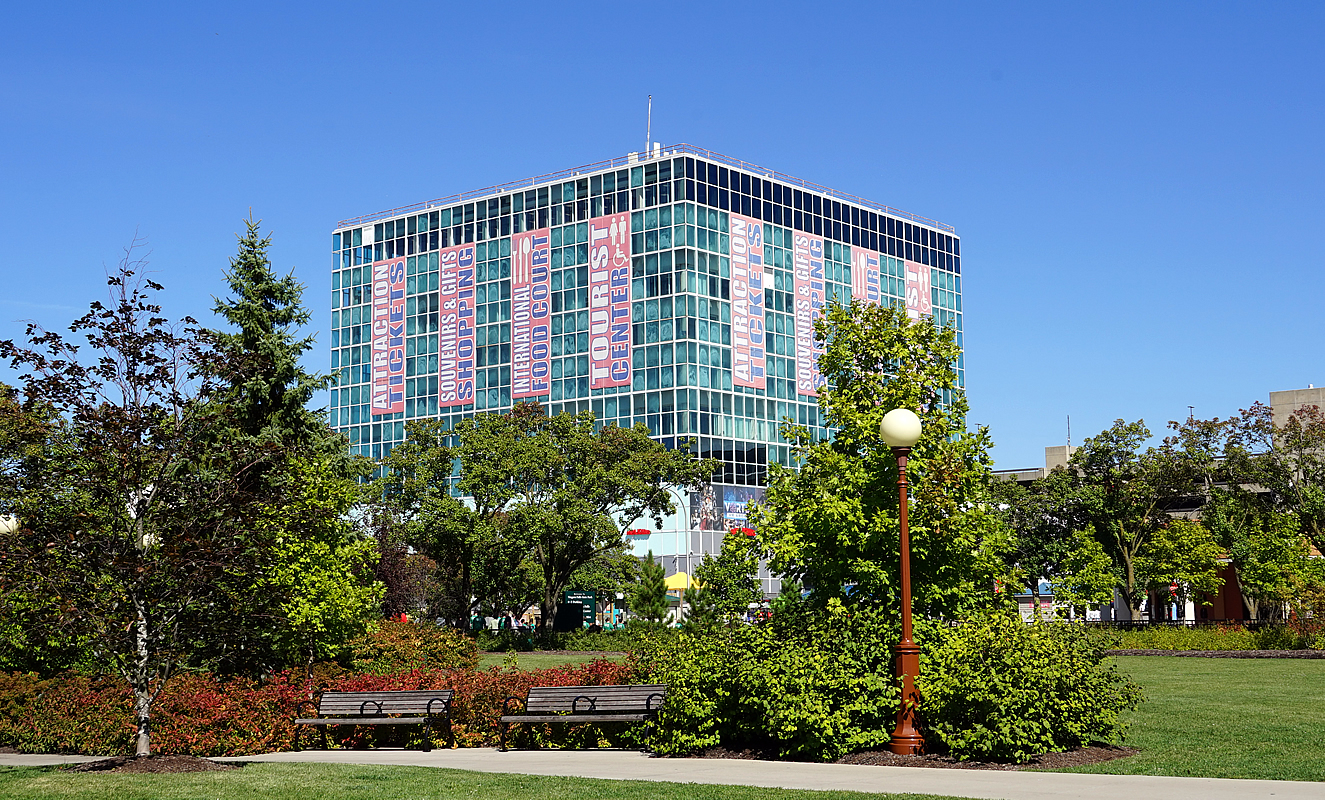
[1049,655,1325,781]
[0,762,966,800]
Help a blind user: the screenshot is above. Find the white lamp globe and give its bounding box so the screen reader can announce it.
[0,515,17,534]
[879,408,923,448]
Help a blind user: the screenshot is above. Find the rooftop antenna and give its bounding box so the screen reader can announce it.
[1188,405,1195,423]
[646,95,653,155]
[1067,415,1071,449]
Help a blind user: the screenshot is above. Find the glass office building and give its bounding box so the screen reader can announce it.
[329,144,961,589]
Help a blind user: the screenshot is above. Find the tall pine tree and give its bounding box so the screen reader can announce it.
[209,215,343,470]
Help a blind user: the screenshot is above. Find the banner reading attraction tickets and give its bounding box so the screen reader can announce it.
[370,257,407,415]
[729,214,766,390]
[852,248,881,305]
[438,243,477,408]
[511,228,552,398]
[904,260,933,319]
[793,233,827,396]
[588,211,632,389]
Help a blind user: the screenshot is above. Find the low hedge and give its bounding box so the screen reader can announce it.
[0,658,635,756]
[1105,621,1324,651]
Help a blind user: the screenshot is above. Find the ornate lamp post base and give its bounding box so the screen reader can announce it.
[888,639,924,754]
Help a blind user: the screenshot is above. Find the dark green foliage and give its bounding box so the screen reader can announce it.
[681,583,719,632]
[631,552,669,624]
[921,614,1143,762]
[209,215,341,464]
[643,602,906,761]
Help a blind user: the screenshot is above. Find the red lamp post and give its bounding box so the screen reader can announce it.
[880,408,924,755]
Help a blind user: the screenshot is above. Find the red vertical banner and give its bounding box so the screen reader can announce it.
[511,228,552,399]
[438,243,476,408]
[730,214,766,390]
[588,212,632,389]
[371,257,407,415]
[904,260,932,319]
[852,248,881,305]
[793,233,827,397]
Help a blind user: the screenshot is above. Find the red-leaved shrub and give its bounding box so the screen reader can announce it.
[0,658,638,756]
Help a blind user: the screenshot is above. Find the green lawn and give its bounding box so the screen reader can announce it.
[0,763,962,800]
[1053,655,1325,781]
[475,651,624,670]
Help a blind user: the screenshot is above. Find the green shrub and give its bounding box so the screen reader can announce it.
[921,614,1143,762]
[642,601,905,762]
[1108,622,1322,652]
[349,620,478,675]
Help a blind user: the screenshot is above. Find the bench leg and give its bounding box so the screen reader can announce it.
[319,724,329,751]
[498,721,509,752]
[294,725,302,752]
[444,717,455,749]
[421,720,432,752]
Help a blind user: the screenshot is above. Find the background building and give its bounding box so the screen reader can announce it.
[328,144,962,590]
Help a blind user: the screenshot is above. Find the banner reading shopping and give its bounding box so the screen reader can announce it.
[370,257,407,415]
[793,233,827,396]
[438,243,476,408]
[511,228,552,399]
[588,211,632,390]
[730,214,766,390]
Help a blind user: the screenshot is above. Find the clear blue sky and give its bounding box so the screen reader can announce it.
[3,2,1321,468]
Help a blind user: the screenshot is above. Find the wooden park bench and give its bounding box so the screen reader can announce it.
[294,689,454,751]
[498,683,667,751]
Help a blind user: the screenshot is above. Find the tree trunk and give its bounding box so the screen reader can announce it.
[133,600,152,757]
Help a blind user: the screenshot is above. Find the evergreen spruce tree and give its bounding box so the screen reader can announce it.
[209,215,343,471]
[631,551,669,624]
[202,216,375,674]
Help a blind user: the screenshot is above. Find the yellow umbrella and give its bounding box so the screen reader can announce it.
[664,572,701,591]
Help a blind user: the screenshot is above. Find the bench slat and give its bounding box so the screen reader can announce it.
[295,716,433,725]
[521,684,666,714]
[317,690,453,716]
[501,714,650,723]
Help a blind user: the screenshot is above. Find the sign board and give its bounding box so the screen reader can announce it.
[563,590,596,626]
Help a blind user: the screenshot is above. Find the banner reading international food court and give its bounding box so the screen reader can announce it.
[730,213,766,390]
[511,228,552,399]
[588,211,632,390]
[793,232,827,396]
[437,243,476,408]
[370,256,406,416]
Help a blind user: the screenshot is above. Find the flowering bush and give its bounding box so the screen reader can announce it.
[0,658,636,756]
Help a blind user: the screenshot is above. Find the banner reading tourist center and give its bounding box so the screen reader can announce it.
[370,257,406,416]
[852,248,881,305]
[588,211,632,390]
[511,228,552,399]
[437,243,476,408]
[904,260,932,319]
[730,214,766,390]
[793,233,827,396]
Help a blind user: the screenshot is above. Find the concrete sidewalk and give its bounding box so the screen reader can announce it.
[3,749,1321,800]
[222,748,1323,800]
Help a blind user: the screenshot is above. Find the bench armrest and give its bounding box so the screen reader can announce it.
[501,695,525,715]
[571,695,597,713]
[296,699,318,719]
[359,699,384,716]
[645,692,665,712]
[427,697,452,717]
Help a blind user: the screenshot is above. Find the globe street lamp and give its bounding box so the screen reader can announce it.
[879,408,924,755]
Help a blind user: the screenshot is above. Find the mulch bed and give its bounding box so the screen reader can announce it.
[67,755,241,774]
[1108,649,1325,658]
[690,744,1137,770]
